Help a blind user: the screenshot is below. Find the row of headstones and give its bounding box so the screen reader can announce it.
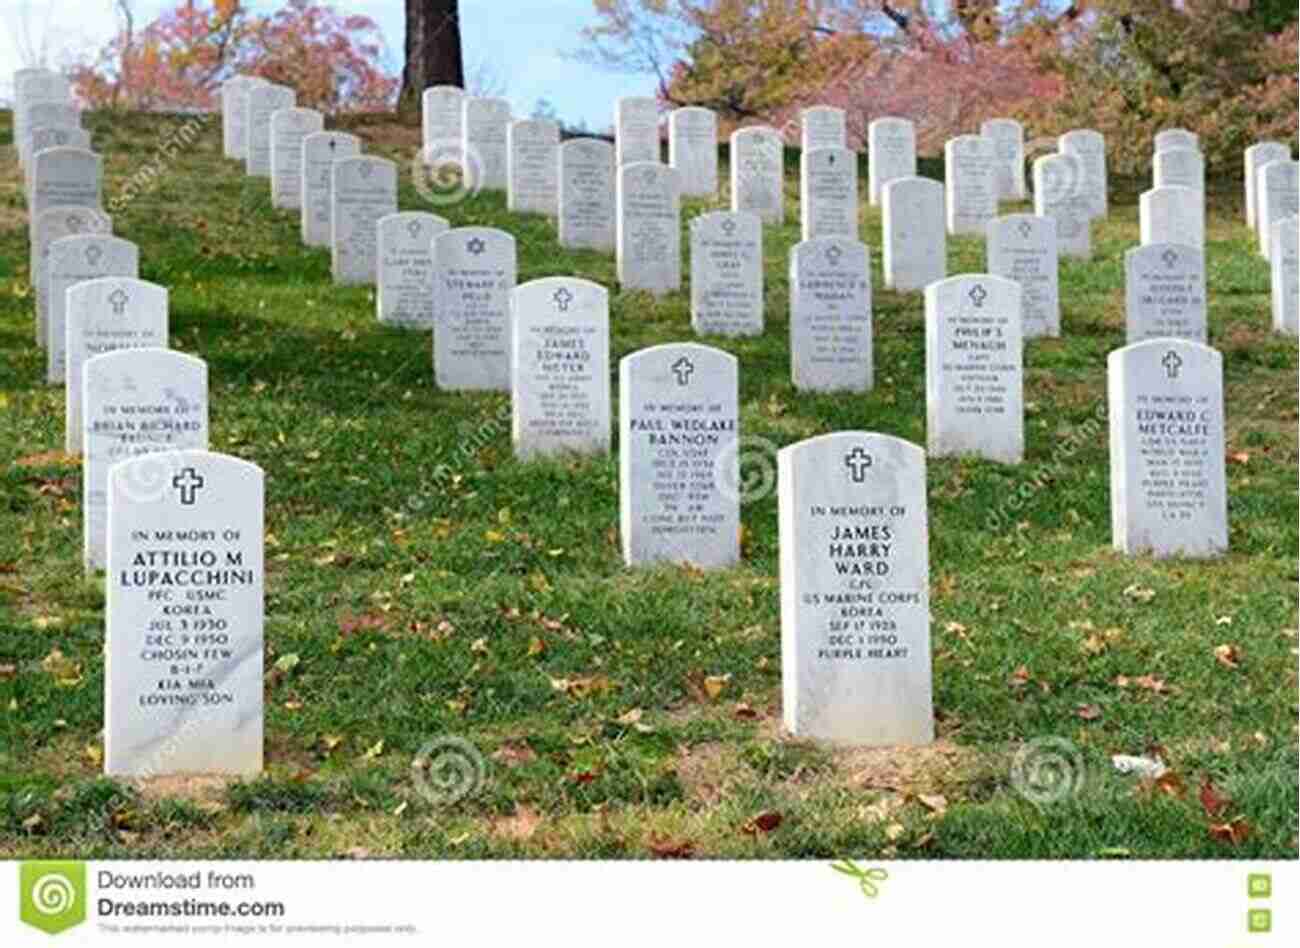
[92,327,1227,772]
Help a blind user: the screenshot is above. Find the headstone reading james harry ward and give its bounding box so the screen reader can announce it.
[981,118,1026,202]
[32,206,111,348]
[944,135,998,237]
[269,107,323,210]
[244,83,295,178]
[511,277,610,459]
[1140,186,1205,249]
[867,117,916,207]
[301,131,361,248]
[778,432,933,746]
[801,106,847,153]
[64,277,169,455]
[615,96,660,167]
[421,85,465,164]
[1032,153,1091,259]
[1124,243,1207,344]
[330,156,397,285]
[881,176,945,292]
[617,162,681,295]
[83,349,208,571]
[46,234,138,384]
[619,343,739,570]
[1108,339,1227,558]
[507,118,560,216]
[800,147,859,241]
[377,212,449,328]
[987,214,1060,339]
[789,238,873,392]
[462,96,511,191]
[1059,129,1108,219]
[1271,217,1298,335]
[558,138,616,252]
[669,107,719,198]
[925,275,1024,464]
[730,126,785,226]
[434,227,517,391]
[105,450,264,777]
[1245,142,1290,229]
[690,211,763,337]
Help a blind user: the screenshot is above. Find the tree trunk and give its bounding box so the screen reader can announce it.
[400,0,465,113]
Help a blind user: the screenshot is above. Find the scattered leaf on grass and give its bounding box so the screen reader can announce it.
[1213,644,1241,669]
[647,833,694,858]
[733,702,761,720]
[742,811,783,835]
[616,708,643,726]
[0,664,15,679]
[491,741,537,766]
[494,805,542,841]
[1076,704,1103,721]
[527,636,546,657]
[41,648,82,687]
[1199,777,1230,818]
[1208,818,1250,845]
[916,794,948,816]
[1122,584,1156,603]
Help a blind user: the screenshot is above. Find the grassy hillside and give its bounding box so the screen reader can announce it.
[0,110,1295,859]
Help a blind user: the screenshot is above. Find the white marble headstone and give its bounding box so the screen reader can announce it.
[244,84,295,177]
[64,277,169,454]
[1108,340,1226,558]
[30,147,102,227]
[615,97,661,166]
[1271,216,1298,335]
[617,162,681,295]
[1059,129,1108,218]
[221,76,267,160]
[1153,146,1205,193]
[46,235,139,383]
[801,106,847,153]
[377,212,449,328]
[1140,185,1205,249]
[25,126,92,199]
[1245,142,1290,229]
[21,102,81,165]
[925,275,1024,463]
[330,156,398,285]
[690,211,763,337]
[730,126,785,226]
[1124,243,1206,344]
[789,238,872,392]
[981,118,1026,202]
[1154,128,1199,153]
[777,431,933,746]
[669,107,718,198]
[507,119,560,216]
[944,135,998,237]
[300,131,361,248]
[558,138,616,252]
[83,349,208,571]
[422,85,465,164]
[434,227,517,391]
[105,450,264,777]
[1032,153,1091,259]
[800,147,858,241]
[462,96,511,191]
[881,176,945,292]
[867,117,916,207]
[987,214,1060,339]
[1257,159,1299,260]
[269,107,323,210]
[32,206,111,348]
[619,343,739,569]
[511,277,610,459]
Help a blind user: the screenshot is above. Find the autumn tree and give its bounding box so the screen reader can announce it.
[399,0,465,112]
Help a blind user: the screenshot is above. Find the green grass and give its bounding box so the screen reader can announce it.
[0,110,1296,860]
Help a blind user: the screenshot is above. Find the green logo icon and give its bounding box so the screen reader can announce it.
[830,860,888,899]
[1248,909,1272,934]
[1249,873,1272,898]
[19,862,87,935]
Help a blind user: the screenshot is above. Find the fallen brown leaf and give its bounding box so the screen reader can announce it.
[647,833,695,859]
[495,805,542,841]
[491,741,537,766]
[742,811,783,835]
[1076,703,1103,721]
[1213,643,1241,669]
[1199,777,1231,818]
[1208,817,1250,845]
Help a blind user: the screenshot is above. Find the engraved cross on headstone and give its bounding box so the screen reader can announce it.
[1162,350,1183,380]
[108,288,130,315]
[671,357,694,386]
[845,447,873,482]
[173,467,205,505]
